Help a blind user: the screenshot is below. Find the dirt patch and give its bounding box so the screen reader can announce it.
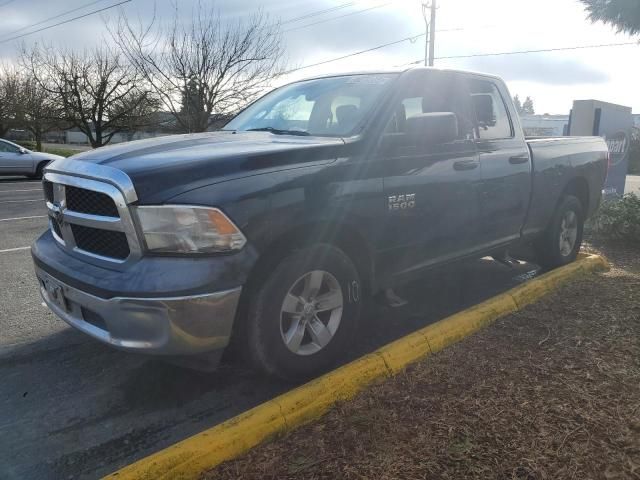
[205,244,640,480]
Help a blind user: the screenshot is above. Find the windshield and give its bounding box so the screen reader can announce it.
[224,73,397,137]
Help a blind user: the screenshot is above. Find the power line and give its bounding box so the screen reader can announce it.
[283,26,488,74]
[281,2,357,25]
[0,0,110,40]
[398,40,640,65]
[283,3,391,33]
[435,41,640,59]
[0,0,132,45]
[284,36,639,76]
[282,33,426,75]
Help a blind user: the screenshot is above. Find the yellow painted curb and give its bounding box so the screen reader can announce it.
[106,254,608,480]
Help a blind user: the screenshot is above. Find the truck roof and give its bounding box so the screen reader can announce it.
[296,66,503,83]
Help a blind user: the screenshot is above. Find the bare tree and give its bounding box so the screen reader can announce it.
[117,89,162,141]
[16,74,64,151]
[113,3,287,133]
[0,66,20,137]
[23,45,158,147]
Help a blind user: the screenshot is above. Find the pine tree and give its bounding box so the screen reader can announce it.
[522,97,535,115]
[180,76,206,133]
[580,0,640,36]
[513,95,523,115]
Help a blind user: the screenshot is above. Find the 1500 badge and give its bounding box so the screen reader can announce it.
[388,193,416,211]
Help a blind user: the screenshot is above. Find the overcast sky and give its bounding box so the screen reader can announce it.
[0,0,638,115]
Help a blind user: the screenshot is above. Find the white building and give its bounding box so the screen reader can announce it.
[520,115,570,137]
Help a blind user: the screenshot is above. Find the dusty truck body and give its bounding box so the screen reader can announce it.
[32,68,608,379]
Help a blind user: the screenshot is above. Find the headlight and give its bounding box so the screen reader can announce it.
[135,206,246,254]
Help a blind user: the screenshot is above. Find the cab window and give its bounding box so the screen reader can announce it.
[467,79,513,140]
[385,72,475,141]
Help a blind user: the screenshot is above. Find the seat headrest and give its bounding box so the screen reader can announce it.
[336,104,359,127]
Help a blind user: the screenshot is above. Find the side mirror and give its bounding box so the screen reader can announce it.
[472,94,496,127]
[405,112,459,146]
[19,148,28,154]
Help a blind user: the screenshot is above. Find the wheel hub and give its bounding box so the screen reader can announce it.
[302,303,315,316]
[279,270,344,356]
[559,210,578,257]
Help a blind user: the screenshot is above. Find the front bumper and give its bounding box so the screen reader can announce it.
[35,265,242,355]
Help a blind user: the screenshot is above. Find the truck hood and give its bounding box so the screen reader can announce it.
[66,131,344,203]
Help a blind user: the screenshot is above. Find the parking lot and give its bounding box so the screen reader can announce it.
[0,174,549,479]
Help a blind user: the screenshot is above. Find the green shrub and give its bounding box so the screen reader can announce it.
[44,147,77,158]
[14,140,36,150]
[629,128,640,175]
[587,193,640,242]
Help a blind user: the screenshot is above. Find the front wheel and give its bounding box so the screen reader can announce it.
[535,195,584,269]
[245,244,362,380]
[29,162,47,180]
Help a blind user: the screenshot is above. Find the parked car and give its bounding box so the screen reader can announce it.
[32,68,609,380]
[0,139,64,179]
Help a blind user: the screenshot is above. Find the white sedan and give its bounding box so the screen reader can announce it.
[0,139,64,179]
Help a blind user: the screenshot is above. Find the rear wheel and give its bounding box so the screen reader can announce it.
[535,195,584,269]
[245,244,361,380]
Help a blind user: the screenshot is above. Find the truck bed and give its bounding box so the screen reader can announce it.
[522,136,608,239]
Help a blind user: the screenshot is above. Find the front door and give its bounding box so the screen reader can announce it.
[0,140,30,174]
[377,71,481,282]
[467,77,532,248]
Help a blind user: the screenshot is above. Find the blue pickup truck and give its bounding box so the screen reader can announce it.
[32,68,608,379]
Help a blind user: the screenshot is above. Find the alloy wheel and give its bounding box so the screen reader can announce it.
[279,270,344,356]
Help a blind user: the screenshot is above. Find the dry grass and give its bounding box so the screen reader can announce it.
[205,242,640,480]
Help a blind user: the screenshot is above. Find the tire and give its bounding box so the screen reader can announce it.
[535,195,584,270]
[245,244,362,380]
[30,162,47,180]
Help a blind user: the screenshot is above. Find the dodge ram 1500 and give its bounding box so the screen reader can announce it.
[32,68,608,379]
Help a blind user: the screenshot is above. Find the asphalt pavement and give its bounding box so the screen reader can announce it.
[0,175,544,480]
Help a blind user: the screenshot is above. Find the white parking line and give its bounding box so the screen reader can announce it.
[0,188,42,193]
[0,246,30,253]
[0,199,41,204]
[0,215,47,222]
[0,182,39,187]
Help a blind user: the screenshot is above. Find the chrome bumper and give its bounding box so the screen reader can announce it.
[35,265,242,355]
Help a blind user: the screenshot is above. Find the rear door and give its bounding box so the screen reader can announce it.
[378,70,481,280]
[467,77,532,249]
[0,140,31,174]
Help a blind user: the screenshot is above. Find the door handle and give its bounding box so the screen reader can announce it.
[453,159,479,171]
[509,154,529,165]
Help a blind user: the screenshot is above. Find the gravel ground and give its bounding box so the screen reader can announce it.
[205,242,640,480]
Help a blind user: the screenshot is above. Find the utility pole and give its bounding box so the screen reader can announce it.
[428,0,436,66]
[422,0,437,67]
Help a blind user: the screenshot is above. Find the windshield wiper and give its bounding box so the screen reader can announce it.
[247,127,310,136]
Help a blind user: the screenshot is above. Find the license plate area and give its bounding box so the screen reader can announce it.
[40,276,69,312]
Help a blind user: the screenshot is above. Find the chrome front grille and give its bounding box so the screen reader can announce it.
[43,180,54,203]
[66,185,120,217]
[70,224,131,259]
[42,168,141,267]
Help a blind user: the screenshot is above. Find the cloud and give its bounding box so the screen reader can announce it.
[462,53,610,85]
[0,0,636,113]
